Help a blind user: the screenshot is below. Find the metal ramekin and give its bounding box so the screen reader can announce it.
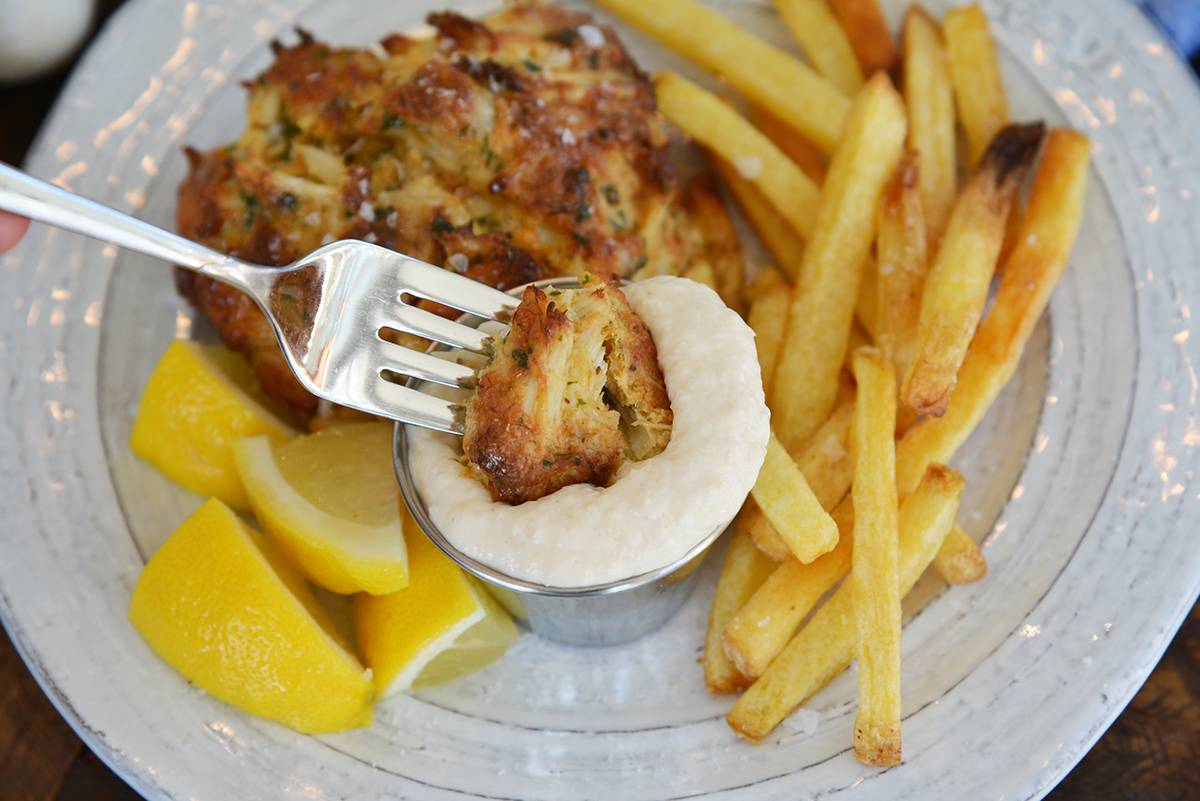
[392,276,727,647]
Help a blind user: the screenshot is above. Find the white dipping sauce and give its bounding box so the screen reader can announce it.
[407,276,770,588]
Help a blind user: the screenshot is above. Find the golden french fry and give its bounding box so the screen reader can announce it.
[709,154,807,280]
[933,522,988,584]
[751,434,840,564]
[829,0,899,77]
[772,73,908,452]
[876,151,928,381]
[850,347,901,766]
[685,173,746,313]
[681,260,718,292]
[746,102,828,185]
[855,254,880,344]
[996,191,1024,273]
[773,0,865,96]
[743,393,853,565]
[704,526,780,693]
[895,127,1090,498]
[899,130,1088,584]
[835,365,858,409]
[843,317,874,377]
[590,0,850,154]
[747,279,791,396]
[944,3,1010,167]
[724,502,854,678]
[656,72,821,242]
[727,463,964,742]
[902,6,956,249]
[742,500,793,562]
[901,122,1045,417]
[722,400,856,674]
[748,264,789,297]
[792,397,856,512]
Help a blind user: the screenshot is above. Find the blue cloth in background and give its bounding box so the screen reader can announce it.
[1142,0,1200,59]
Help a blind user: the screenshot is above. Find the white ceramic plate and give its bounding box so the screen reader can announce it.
[3,0,1199,798]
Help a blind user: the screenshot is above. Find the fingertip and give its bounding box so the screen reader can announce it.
[0,212,30,253]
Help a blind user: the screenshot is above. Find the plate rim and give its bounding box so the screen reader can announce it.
[4,0,1200,798]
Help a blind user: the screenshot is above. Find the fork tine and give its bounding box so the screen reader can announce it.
[395,257,516,319]
[386,303,495,352]
[374,337,475,388]
[369,380,463,434]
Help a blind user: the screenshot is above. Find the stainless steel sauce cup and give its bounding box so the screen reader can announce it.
[393,434,725,646]
[392,276,729,647]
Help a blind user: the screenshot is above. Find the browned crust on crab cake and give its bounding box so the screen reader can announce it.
[175,3,735,417]
[463,274,671,504]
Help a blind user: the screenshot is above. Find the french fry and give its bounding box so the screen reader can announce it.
[590,0,850,154]
[656,71,821,242]
[742,394,854,562]
[724,502,854,678]
[843,317,875,376]
[855,254,880,344]
[747,102,829,185]
[685,173,746,313]
[772,73,907,452]
[997,191,1025,272]
[792,397,856,512]
[748,264,789,297]
[895,127,1090,498]
[751,434,840,564]
[850,348,901,766]
[657,0,1086,756]
[747,392,858,558]
[875,151,928,381]
[773,0,865,96]
[727,463,964,742]
[744,395,854,564]
[835,365,858,409]
[895,129,1089,584]
[722,400,856,673]
[944,3,1010,168]
[901,122,1045,417]
[828,0,900,77]
[710,154,806,280]
[933,522,988,584]
[742,500,793,562]
[681,260,718,292]
[747,277,791,395]
[902,6,956,249]
[894,128,1085,583]
[704,526,780,693]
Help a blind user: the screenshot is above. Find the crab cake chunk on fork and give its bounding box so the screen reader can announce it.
[463,274,672,504]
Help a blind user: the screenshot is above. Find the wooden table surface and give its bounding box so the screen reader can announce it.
[2,4,1199,799]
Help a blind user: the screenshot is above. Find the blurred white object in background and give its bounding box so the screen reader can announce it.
[0,0,96,82]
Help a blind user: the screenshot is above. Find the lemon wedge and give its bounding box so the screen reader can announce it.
[129,497,374,734]
[355,509,519,699]
[233,421,408,596]
[129,340,298,510]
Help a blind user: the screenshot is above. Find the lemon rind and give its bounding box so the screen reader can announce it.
[129,497,373,734]
[411,578,520,690]
[233,435,408,595]
[129,340,297,510]
[376,585,487,700]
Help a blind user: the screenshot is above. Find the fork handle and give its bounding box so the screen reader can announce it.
[0,161,232,271]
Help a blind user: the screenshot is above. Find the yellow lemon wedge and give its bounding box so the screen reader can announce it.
[233,421,408,596]
[128,497,373,734]
[129,340,298,510]
[355,509,519,699]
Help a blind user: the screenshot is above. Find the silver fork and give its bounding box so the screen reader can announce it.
[0,162,514,433]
